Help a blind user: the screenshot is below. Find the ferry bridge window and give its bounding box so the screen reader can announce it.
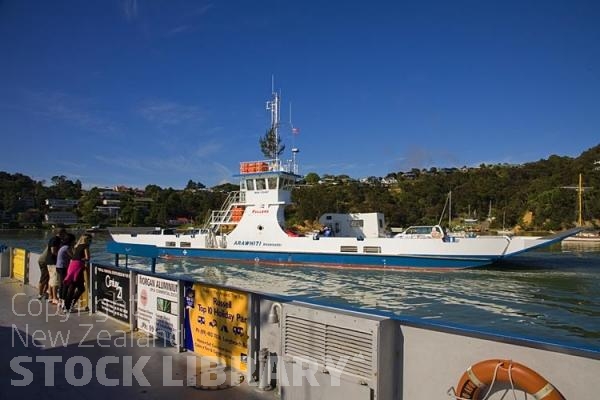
[256,178,266,190]
[246,179,255,190]
[240,180,247,190]
[279,178,290,190]
[267,177,278,190]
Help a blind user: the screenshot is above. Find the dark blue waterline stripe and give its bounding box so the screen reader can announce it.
[107,241,496,269]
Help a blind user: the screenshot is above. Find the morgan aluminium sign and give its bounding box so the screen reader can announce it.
[136,275,179,346]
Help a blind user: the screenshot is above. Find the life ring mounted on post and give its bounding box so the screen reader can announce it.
[453,359,565,400]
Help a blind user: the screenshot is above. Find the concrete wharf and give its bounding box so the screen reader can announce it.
[0,278,277,399]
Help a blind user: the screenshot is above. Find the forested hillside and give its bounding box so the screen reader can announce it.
[1,145,599,231]
[289,145,600,231]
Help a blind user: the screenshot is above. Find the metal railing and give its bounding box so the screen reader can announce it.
[202,191,246,231]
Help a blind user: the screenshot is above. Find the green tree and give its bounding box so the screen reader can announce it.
[79,188,103,225]
[304,172,320,185]
[145,184,163,200]
[185,180,206,190]
[117,193,135,226]
[49,175,82,199]
[259,127,285,159]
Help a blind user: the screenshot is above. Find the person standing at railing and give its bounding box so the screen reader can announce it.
[38,227,66,300]
[57,233,76,306]
[62,234,92,312]
[37,246,50,300]
[46,227,67,304]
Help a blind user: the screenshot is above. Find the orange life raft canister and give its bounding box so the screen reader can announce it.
[455,359,565,400]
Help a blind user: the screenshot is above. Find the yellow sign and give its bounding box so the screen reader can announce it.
[187,284,249,371]
[12,248,27,282]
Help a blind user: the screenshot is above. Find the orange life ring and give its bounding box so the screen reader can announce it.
[455,359,565,400]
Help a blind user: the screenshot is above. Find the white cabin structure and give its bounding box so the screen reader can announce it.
[319,213,386,238]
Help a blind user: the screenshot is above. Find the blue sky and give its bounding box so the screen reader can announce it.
[1,1,599,189]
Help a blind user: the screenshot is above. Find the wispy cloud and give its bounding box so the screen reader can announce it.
[166,4,213,36]
[212,161,233,185]
[22,90,119,135]
[93,149,228,188]
[121,0,139,21]
[192,4,213,17]
[55,160,88,174]
[138,100,206,125]
[94,155,153,173]
[167,25,194,36]
[194,142,222,158]
[321,162,360,172]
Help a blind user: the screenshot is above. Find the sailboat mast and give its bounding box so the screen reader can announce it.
[578,173,583,227]
[449,191,452,227]
[560,174,590,227]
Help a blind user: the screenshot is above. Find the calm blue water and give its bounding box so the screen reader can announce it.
[2,230,599,351]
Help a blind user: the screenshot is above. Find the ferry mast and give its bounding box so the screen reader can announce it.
[266,79,281,165]
[265,78,300,175]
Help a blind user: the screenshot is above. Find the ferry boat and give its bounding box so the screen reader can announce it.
[109,91,581,270]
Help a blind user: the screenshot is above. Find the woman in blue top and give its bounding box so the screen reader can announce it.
[57,233,75,305]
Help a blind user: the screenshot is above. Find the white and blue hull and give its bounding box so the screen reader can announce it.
[108,240,495,269]
[109,225,577,270]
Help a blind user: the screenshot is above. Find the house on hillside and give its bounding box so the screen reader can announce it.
[44,198,78,226]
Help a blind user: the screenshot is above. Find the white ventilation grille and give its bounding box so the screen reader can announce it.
[283,314,374,380]
[284,316,325,360]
